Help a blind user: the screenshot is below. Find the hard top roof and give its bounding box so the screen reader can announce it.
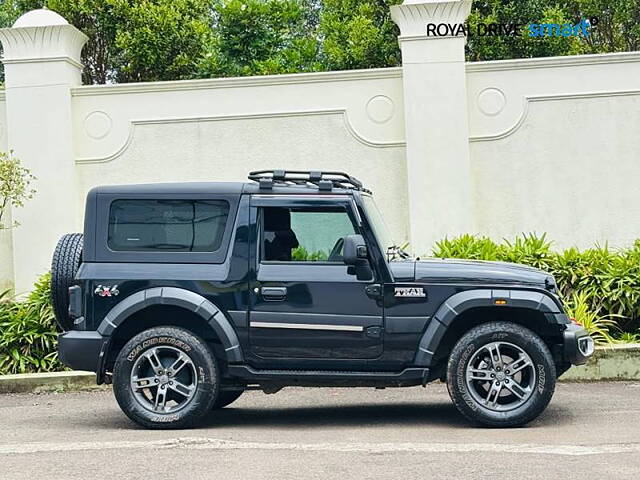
[87,181,362,198]
[87,170,368,197]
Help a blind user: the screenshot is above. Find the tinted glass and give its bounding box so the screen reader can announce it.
[262,207,356,262]
[108,199,230,252]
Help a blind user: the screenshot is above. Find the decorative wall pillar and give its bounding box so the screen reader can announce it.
[0,9,87,293]
[391,0,473,253]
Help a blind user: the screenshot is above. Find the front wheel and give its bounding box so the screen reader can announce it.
[113,326,218,429]
[446,321,556,427]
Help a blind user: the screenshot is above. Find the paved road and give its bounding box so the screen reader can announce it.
[1,382,639,479]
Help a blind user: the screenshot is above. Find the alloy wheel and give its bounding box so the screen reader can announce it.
[465,341,536,412]
[130,346,198,413]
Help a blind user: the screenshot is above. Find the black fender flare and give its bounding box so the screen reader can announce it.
[414,288,567,367]
[97,287,243,364]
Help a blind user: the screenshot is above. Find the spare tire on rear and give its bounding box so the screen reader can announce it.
[51,233,83,332]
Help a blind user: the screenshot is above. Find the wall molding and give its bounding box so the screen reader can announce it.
[470,88,640,142]
[75,108,405,164]
[1,55,83,69]
[467,51,640,73]
[72,67,403,97]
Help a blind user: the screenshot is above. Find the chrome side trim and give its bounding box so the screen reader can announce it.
[250,322,364,332]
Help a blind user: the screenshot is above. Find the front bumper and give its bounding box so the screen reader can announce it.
[563,324,595,365]
[58,330,107,373]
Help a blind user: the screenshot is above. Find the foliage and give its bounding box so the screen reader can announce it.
[564,291,619,345]
[111,0,216,83]
[468,0,640,61]
[198,0,321,77]
[614,332,640,344]
[1,1,639,83]
[466,1,583,61]
[0,151,36,229]
[432,233,640,337]
[319,0,401,71]
[565,0,640,54]
[291,245,329,261]
[0,273,63,374]
[0,0,217,84]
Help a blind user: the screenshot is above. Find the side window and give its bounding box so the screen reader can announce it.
[262,206,357,262]
[108,199,230,252]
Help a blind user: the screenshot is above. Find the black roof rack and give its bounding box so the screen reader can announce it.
[248,170,371,193]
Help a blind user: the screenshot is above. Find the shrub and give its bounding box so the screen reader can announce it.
[291,246,329,261]
[0,273,63,374]
[563,291,619,345]
[432,233,640,340]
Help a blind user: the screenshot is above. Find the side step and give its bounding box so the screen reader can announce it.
[227,365,430,387]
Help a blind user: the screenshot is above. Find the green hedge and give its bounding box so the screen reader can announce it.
[432,234,640,342]
[0,273,63,374]
[1,234,638,374]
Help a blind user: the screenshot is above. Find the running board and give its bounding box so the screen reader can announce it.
[227,365,430,387]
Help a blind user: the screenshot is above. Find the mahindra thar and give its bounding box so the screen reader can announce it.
[52,170,594,429]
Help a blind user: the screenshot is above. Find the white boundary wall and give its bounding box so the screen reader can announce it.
[1,1,640,292]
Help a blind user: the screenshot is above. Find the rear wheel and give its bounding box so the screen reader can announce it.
[113,326,218,429]
[446,321,556,427]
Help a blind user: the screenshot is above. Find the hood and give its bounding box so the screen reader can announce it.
[391,258,553,287]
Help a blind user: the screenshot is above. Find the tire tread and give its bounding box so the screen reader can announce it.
[50,233,83,332]
[446,321,556,428]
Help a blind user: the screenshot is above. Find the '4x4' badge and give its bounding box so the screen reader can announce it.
[94,285,119,297]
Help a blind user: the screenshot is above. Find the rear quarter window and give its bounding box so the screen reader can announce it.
[108,199,230,252]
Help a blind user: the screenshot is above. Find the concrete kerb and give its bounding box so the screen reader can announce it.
[560,343,640,382]
[0,371,107,394]
[0,344,639,394]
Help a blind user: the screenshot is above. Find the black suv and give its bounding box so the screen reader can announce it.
[52,170,593,429]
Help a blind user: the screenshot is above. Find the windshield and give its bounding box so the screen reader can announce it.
[361,195,408,261]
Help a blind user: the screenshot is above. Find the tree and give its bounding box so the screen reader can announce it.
[0,152,36,230]
[319,0,402,71]
[197,0,320,77]
[466,1,584,61]
[110,0,216,83]
[565,0,640,53]
[1,1,640,83]
[0,0,217,84]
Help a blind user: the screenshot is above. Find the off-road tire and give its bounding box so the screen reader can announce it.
[212,390,243,409]
[50,233,83,331]
[446,321,556,428]
[113,326,218,429]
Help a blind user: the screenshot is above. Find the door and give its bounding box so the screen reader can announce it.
[248,196,383,367]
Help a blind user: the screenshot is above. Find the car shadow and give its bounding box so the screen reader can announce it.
[67,396,573,431]
[197,400,572,430]
[200,401,467,429]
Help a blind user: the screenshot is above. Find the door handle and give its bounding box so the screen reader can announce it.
[261,286,287,301]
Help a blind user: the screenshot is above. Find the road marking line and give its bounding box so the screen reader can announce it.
[1,438,640,456]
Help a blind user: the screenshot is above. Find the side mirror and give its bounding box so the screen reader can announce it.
[343,235,373,281]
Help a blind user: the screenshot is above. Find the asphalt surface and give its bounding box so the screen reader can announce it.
[1,382,639,479]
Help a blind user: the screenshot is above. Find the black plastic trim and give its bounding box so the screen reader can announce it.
[68,285,82,319]
[96,287,243,363]
[414,288,565,366]
[563,324,594,365]
[58,331,106,372]
[227,365,429,387]
[385,316,430,334]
